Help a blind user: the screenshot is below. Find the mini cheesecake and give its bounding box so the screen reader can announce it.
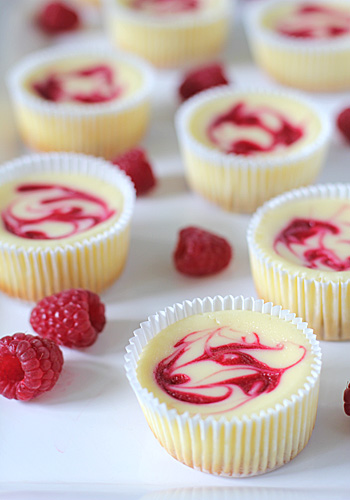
[248,184,350,340]
[0,153,135,301]
[126,295,321,477]
[7,45,154,159]
[246,0,350,91]
[104,0,231,67]
[176,87,330,213]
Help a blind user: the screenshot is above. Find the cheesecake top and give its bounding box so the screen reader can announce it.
[137,309,316,419]
[187,93,322,158]
[25,56,144,105]
[0,172,124,247]
[118,0,223,16]
[262,2,350,41]
[254,196,350,274]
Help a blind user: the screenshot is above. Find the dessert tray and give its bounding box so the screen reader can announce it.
[0,1,349,498]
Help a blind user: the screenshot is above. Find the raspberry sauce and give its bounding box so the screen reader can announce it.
[276,4,350,39]
[155,328,306,411]
[274,217,350,271]
[131,0,199,14]
[2,183,116,240]
[32,64,123,104]
[207,102,303,156]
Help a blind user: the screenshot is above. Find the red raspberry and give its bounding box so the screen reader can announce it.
[337,107,350,143]
[0,333,63,401]
[112,148,156,196]
[174,226,232,276]
[178,63,229,102]
[344,382,350,416]
[30,289,106,348]
[37,2,80,35]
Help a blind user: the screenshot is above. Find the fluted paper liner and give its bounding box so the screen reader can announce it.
[0,153,135,301]
[175,86,330,213]
[103,0,231,68]
[247,183,350,341]
[125,295,321,477]
[7,43,155,159]
[245,0,350,91]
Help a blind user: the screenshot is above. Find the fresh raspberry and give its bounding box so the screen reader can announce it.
[344,382,350,416]
[178,63,229,102]
[0,333,63,401]
[37,1,80,35]
[173,226,232,276]
[30,289,106,348]
[112,148,156,196]
[337,108,350,144]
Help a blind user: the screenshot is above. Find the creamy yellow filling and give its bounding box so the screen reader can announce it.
[0,172,124,247]
[24,56,144,104]
[189,94,322,157]
[254,197,350,274]
[261,1,350,35]
[137,309,315,419]
[118,0,221,15]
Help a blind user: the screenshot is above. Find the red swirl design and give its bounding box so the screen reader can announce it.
[207,102,303,156]
[32,64,123,104]
[274,218,350,271]
[131,0,199,14]
[277,4,350,39]
[155,327,306,411]
[1,183,116,240]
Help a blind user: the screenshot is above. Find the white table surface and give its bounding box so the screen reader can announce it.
[0,1,350,499]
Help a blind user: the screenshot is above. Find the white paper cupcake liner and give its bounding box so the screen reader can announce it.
[103,0,232,68]
[125,294,321,477]
[247,183,350,341]
[7,43,155,159]
[0,152,135,301]
[175,85,331,213]
[245,0,350,91]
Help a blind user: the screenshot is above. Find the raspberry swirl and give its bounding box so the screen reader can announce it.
[274,205,350,271]
[32,64,123,104]
[276,4,350,39]
[155,326,306,413]
[131,0,199,14]
[1,183,116,240]
[207,102,303,156]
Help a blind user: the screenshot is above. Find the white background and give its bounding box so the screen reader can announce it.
[0,1,349,498]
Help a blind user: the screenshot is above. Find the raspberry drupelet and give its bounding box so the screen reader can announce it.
[30,289,106,348]
[0,333,63,401]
